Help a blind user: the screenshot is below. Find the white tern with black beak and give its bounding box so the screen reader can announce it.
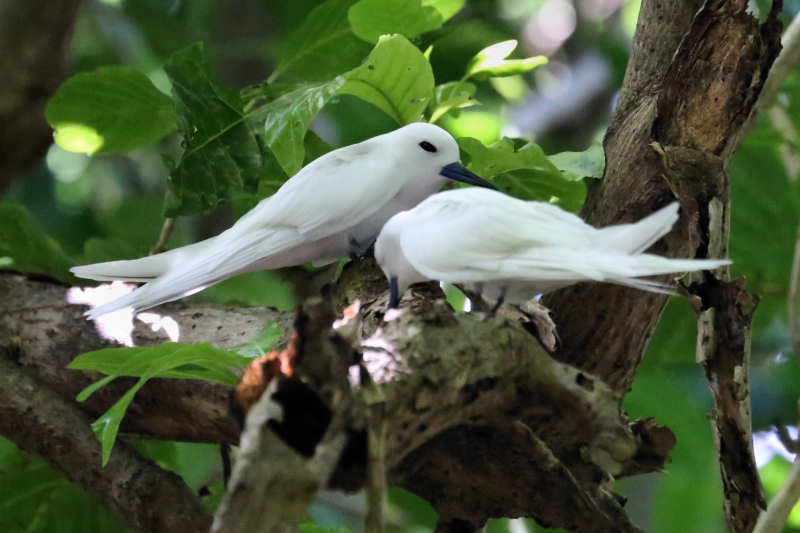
[375,188,731,309]
[72,123,495,318]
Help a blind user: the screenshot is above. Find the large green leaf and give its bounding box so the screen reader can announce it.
[339,34,434,124]
[46,67,176,155]
[0,204,76,283]
[70,342,251,464]
[269,0,371,82]
[458,137,586,211]
[464,40,547,81]
[257,78,347,176]
[348,0,443,44]
[163,43,272,216]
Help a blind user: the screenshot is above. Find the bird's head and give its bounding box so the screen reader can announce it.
[388,123,496,190]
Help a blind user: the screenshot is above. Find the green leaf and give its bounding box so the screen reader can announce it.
[0,204,76,283]
[46,67,176,155]
[348,0,443,44]
[429,81,477,123]
[258,78,347,176]
[458,137,586,211]
[198,270,297,310]
[91,379,147,465]
[422,0,465,21]
[70,342,250,464]
[70,343,249,385]
[163,43,273,216]
[270,0,371,82]
[339,34,435,124]
[464,40,547,80]
[548,142,605,181]
[0,437,128,533]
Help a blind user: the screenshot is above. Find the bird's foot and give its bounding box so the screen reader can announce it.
[519,300,559,352]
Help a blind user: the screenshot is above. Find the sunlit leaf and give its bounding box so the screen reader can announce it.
[339,34,435,124]
[464,40,547,80]
[46,67,176,155]
[348,0,443,44]
[422,0,465,20]
[429,81,477,123]
[457,137,586,211]
[0,204,76,284]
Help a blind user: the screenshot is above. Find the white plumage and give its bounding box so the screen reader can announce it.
[71,123,495,318]
[374,188,730,307]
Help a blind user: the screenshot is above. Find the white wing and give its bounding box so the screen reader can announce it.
[399,189,605,283]
[399,190,726,292]
[234,139,405,241]
[83,139,407,317]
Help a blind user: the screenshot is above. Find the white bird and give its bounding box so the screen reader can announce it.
[375,188,731,309]
[71,123,495,319]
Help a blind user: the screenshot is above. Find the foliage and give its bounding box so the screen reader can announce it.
[69,342,253,465]
[4,0,800,531]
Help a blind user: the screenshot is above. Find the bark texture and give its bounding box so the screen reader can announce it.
[1,265,670,532]
[545,0,782,391]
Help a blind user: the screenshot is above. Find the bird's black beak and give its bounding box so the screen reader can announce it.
[440,162,496,189]
[389,277,400,309]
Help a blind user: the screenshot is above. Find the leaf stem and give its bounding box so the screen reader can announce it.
[150,217,176,255]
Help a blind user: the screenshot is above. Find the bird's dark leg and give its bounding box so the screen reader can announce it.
[489,287,506,316]
[389,277,400,309]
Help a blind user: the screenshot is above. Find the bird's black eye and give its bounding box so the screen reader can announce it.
[419,141,437,153]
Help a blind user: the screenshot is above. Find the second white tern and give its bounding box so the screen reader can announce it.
[71,123,495,318]
[375,187,731,309]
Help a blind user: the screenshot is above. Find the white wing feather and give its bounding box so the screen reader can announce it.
[80,139,406,318]
[398,189,727,291]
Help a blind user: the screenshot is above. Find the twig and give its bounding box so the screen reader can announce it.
[753,456,800,533]
[789,224,800,359]
[150,217,176,255]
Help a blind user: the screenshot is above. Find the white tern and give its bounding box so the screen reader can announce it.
[71,123,495,318]
[375,188,731,308]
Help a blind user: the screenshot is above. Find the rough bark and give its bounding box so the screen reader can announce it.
[1,264,670,532]
[0,0,83,196]
[545,0,782,391]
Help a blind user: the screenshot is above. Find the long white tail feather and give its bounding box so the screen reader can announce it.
[82,227,304,319]
[596,202,680,254]
[70,238,215,282]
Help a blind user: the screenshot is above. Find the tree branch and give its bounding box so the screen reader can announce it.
[0,350,212,533]
[0,264,671,531]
